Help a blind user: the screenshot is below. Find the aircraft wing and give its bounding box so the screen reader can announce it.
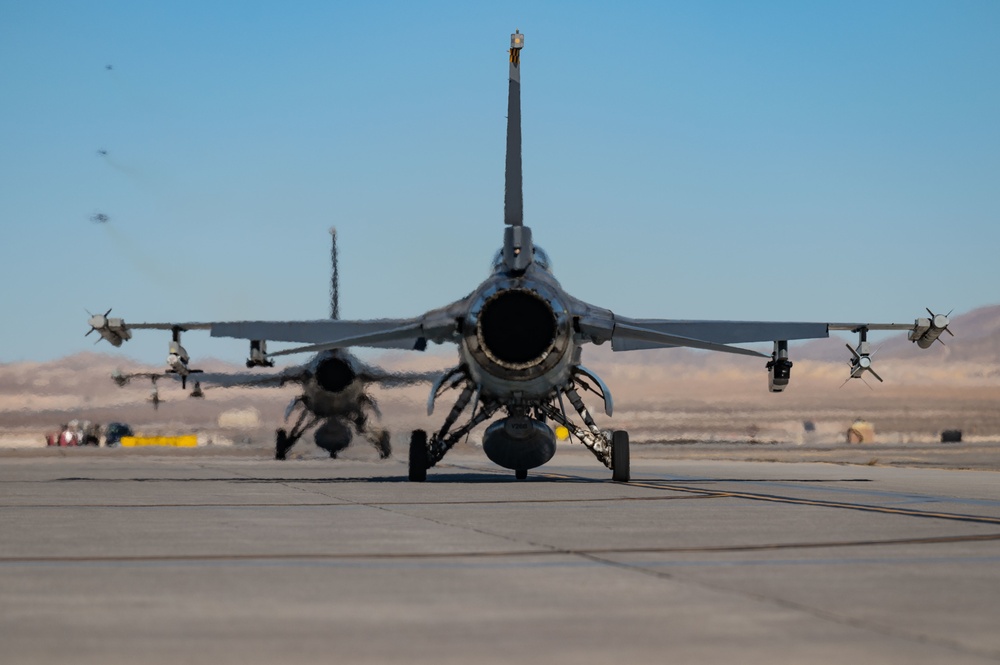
[209,303,466,356]
[88,313,457,353]
[121,319,432,351]
[608,318,830,352]
[577,313,936,353]
[110,370,167,386]
[125,322,215,331]
[165,367,308,389]
[209,319,421,345]
[164,362,441,390]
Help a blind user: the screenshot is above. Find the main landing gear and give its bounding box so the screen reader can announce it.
[407,426,631,483]
[409,367,631,482]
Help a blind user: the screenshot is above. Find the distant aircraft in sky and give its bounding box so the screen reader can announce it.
[94,230,440,459]
[88,31,951,481]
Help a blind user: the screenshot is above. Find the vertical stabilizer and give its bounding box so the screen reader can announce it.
[329,227,339,320]
[504,30,524,228]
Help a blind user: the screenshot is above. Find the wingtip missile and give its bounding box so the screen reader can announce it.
[909,309,953,349]
[86,309,131,346]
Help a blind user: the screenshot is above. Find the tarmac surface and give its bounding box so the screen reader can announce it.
[2,445,1000,664]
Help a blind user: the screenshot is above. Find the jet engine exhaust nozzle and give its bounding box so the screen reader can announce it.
[315,356,357,393]
[477,289,557,370]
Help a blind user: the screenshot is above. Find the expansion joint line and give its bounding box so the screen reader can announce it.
[626,481,1000,526]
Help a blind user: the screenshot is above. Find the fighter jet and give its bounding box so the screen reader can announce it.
[87,31,951,481]
[175,349,439,460]
[92,229,441,459]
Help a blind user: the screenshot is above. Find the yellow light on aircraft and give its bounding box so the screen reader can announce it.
[555,426,569,441]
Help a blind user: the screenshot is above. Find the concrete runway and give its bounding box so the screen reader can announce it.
[2,446,1000,664]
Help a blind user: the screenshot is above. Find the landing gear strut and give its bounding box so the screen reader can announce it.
[275,428,293,460]
[375,431,392,459]
[408,375,501,481]
[536,403,630,482]
[274,400,318,460]
[412,367,631,482]
[355,409,392,459]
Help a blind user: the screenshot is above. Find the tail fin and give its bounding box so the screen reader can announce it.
[329,227,339,320]
[501,31,533,273]
[504,30,524,228]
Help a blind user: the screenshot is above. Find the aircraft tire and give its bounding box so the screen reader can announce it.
[611,430,630,482]
[275,428,290,461]
[409,430,428,482]
[515,468,528,480]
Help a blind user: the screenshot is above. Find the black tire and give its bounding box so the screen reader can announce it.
[409,430,428,482]
[515,468,528,480]
[611,430,630,482]
[275,428,290,461]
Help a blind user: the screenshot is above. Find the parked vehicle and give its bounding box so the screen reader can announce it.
[104,422,133,447]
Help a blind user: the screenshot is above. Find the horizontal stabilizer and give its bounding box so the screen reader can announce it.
[358,368,445,388]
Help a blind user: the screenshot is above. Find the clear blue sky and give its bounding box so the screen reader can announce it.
[1,1,997,363]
